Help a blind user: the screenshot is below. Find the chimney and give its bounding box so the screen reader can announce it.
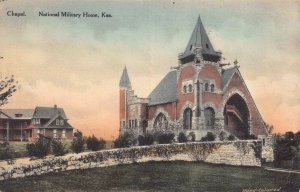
[54,104,57,109]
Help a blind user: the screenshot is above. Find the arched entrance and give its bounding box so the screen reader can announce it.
[204,107,215,129]
[223,94,249,139]
[154,113,168,131]
[183,108,192,129]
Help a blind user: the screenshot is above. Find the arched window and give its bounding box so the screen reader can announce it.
[188,84,193,92]
[183,108,192,129]
[205,83,209,91]
[204,107,215,128]
[210,84,214,92]
[154,113,168,130]
[183,85,187,93]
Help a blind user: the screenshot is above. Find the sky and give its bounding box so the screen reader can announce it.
[0,0,299,139]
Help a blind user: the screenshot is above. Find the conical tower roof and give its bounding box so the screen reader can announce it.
[119,66,131,88]
[179,16,221,64]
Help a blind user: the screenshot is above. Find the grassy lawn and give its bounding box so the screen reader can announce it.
[0,161,299,192]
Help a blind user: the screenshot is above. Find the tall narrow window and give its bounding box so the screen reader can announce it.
[188,84,193,92]
[210,84,214,92]
[183,85,187,93]
[62,129,66,138]
[183,108,193,129]
[204,107,215,129]
[205,83,209,91]
[53,129,57,138]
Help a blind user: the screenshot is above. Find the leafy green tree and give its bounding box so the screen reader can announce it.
[0,75,18,106]
[51,139,67,156]
[71,130,85,153]
[26,134,51,158]
[138,133,154,146]
[177,132,187,143]
[114,132,137,148]
[86,135,106,151]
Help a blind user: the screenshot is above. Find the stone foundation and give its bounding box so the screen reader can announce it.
[0,140,262,180]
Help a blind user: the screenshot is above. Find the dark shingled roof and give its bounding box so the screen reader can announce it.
[179,16,220,63]
[33,107,67,119]
[148,70,177,106]
[0,109,34,119]
[119,66,131,88]
[221,67,237,89]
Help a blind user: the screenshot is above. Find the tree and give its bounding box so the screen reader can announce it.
[0,75,18,106]
[138,134,154,146]
[71,130,85,153]
[177,132,187,143]
[264,122,274,134]
[86,135,106,151]
[26,134,51,158]
[114,132,137,148]
[51,139,67,156]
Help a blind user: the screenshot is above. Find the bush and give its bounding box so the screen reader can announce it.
[247,134,257,140]
[201,132,216,142]
[138,134,154,146]
[228,134,235,141]
[114,132,137,148]
[51,139,67,156]
[86,135,106,151]
[219,131,227,141]
[26,134,51,158]
[0,142,15,163]
[177,132,187,143]
[71,131,85,153]
[188,132,196,142]
[157,133,175,144]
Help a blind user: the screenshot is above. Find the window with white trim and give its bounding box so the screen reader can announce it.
[62,129,66,138]
[53,129,57,138]
[56,119,60,125]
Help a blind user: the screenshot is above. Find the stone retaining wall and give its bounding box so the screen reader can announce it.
[0,140,262,180]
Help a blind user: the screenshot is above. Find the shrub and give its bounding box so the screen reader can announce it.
[138,133,154,146]
[228,134,235,141]
[247,134,257,140]
[114,132,137,148]
[157,133,175,144]
[219,131,227,141]
[188,132,196,142]
[177,132,187,143]
[201,132,216,142]
[0,142,15,164]
[51,139,67,156]
[86,135,106,151]
[71,131,85,153]
[26,134,51,158]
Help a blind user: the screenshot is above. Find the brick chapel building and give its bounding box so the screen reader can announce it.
[119,16,269,140]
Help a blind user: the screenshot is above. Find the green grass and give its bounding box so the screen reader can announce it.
[0,161,299,192]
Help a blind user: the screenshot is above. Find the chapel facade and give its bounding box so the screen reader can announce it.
[119,16,269,140]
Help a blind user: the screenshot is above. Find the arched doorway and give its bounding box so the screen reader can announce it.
[154,113,168,131]
[223,94,249,139]
[183,108,192,129]
[204,107,215,129]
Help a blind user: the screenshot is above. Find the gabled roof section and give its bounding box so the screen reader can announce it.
[179,16,221,63]
[119,66,131,88]
[0,109,34,119]
[33,106,67,119]
[221,67,237,89]
[43,114,73,128]
[148,70,177,106]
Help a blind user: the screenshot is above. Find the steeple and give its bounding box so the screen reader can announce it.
[179,15,221,64]
[119,66,131,89]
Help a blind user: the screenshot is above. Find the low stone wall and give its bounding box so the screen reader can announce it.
[0,140,262,180]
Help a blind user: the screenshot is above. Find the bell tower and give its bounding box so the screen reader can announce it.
[178,16,221,64]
